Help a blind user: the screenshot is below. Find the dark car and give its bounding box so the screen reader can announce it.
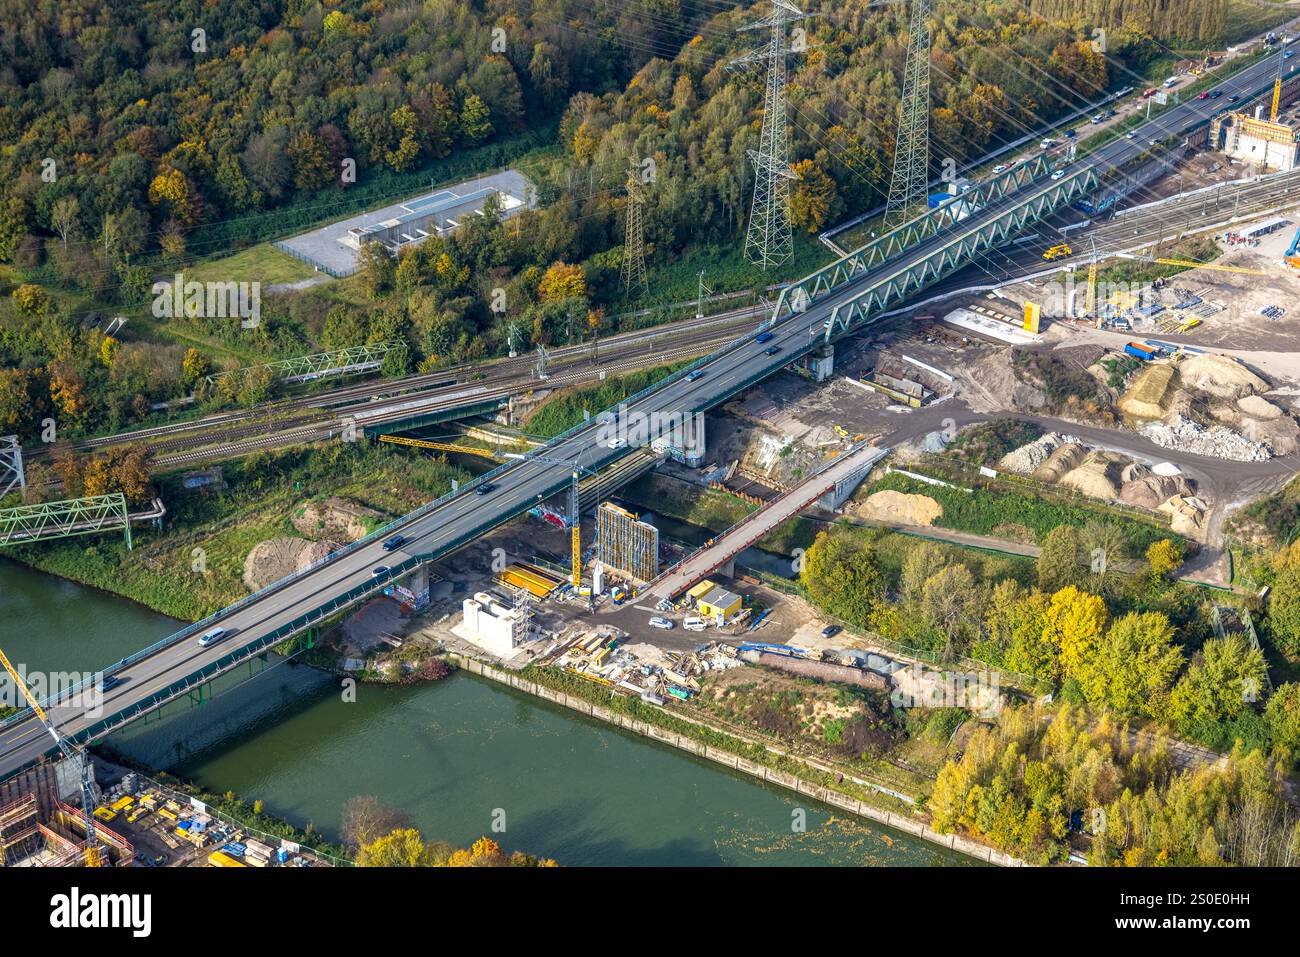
[382,534,407,552]
[101,674,125,692]
[765,345,781,356]
[476,482,495,495]
[821,625,842,638]
[1228,94,1240,102]
[371,565,390,578]
[685,369,705,382]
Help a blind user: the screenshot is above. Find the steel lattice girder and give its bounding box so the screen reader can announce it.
[823,168,1101,341]
[204,340,403,388]
[0,436,23,500]
[773,156,1051,321]
[0,493,130,547]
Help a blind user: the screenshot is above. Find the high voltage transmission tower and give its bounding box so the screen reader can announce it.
[621,165,648,296]
[731,0,808,270]
[883,0,933,229]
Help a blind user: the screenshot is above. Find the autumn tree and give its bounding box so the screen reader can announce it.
[799,530,885,629]
[788,157,838,234]
[1074,611,1184,718]
[538,261,586,303]
[1036,525,1081,593]
[1146,538,1185,580]
[1040,586,1108,682]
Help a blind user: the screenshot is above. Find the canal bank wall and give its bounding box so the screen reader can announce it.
[448,654,1023,867]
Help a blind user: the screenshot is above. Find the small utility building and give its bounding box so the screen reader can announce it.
[688,580,742,623]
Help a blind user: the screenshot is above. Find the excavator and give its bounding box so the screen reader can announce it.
[0,645,103,865]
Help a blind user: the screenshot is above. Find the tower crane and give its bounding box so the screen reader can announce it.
[0,645,102,866]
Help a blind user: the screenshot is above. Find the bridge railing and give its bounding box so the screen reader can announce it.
[821,166,1101,342]
[771,155,1052,323]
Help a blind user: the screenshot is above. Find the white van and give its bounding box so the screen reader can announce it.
[682,617,708,632]
[198,626,229,648]
[648,617,675,630]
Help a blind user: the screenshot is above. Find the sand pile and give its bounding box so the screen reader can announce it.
[1058,450,1125,501]
[1237,395,1284,420]
[1178,354,1269,399]
[1031,443,1088,483]
[1120,472,1193,510]
[856,490,943,526]
[1118,363,1178,421]
[1158,495,1208,538]
[243,537,340,591]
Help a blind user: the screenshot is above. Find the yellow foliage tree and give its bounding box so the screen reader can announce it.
[538,261,586,303]
[1040,586,1108,680]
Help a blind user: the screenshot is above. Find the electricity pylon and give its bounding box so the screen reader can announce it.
[621,165,648,296]
[732,0,808,270]
[883,0,933,229]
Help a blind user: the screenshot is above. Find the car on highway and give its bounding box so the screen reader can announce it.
[1051,170,1065,180]
[476,482,495,495]
[685,369,705,382]
[755,330,774,344]
[992,163,1007,173]
[1125,131,1136,139]
[382,534,408,552]
[197,626,229,649]
[648,617,674,630]
[1286,50,1295,59]
[1197,91,1210,100]
[100,674,125,692]
[371,565,390,578]
[1228,94,1240,102]
[765,345,781,356]
[1063,129,1076,139]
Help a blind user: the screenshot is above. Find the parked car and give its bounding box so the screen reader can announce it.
[683,617,708,632]
[648,617,675,630]
[821,625,842,639]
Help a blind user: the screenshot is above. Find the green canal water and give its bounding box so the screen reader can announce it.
[0,559,975,866]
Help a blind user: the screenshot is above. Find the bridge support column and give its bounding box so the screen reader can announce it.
[808,345,835,382]
[660,413,706,468]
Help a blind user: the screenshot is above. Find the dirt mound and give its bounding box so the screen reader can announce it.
[1142,414,1271,462]
[1178,354,1269,399]
[1118,363,1177,422]
[1031,442,1087,484]
[1119,473,1192,510]
[243,537,340,592]
[963,349,1047,414]
[1057,450,1125,501]
[855,490,943,526]
[292,496,382,542]
[1241,414,1300,455]
[1237,394,1284,420]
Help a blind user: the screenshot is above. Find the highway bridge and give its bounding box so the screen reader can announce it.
[0,50,1291,779]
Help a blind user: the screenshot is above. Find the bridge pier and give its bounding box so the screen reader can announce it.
[655,413,706,468]
[808,344,835,382]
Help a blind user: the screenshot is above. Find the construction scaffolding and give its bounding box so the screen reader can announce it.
[0,794,40,866]
[596,502,659,583]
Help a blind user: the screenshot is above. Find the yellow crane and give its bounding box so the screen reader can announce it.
[1119,252,1269,276]
[0,645,102,866]
[379,433,505,461]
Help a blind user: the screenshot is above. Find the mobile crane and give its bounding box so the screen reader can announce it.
[0,645,103,866]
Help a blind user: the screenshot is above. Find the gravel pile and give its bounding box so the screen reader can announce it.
[1142,415,1272,462]
[997,432,1078,475]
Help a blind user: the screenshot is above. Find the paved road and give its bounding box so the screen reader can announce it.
[2,48,1293,778]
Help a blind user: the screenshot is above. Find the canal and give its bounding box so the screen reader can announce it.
[0,558,976,866]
